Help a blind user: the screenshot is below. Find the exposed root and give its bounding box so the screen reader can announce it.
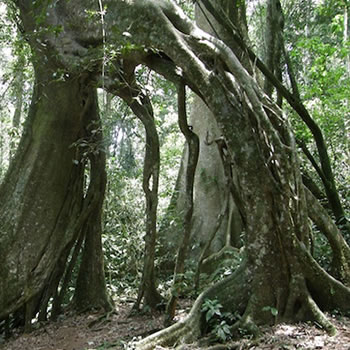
[283,276,337,335]
[305,187,350,285]
[133,294,202,350]
[297,241,350,311]
[133,264,249,350]
[231,314,260,339]
[304,294,336,336]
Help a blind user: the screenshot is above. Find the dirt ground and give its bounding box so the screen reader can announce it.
[1,299,350,350]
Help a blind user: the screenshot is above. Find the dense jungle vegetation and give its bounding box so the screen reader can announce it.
[0,0,349,349]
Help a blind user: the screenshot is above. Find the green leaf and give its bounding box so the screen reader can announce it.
[270,307,278,316]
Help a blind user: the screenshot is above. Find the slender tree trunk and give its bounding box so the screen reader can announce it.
[165,82,199,324]
[115,77,163,311]
[7,0,350,345]
[264,0,284,103]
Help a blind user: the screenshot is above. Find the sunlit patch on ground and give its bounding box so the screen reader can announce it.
[1,303,349,350]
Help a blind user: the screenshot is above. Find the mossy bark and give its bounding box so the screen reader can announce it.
[115,80,163,311]
[73,89,113,313]
[8,0,350,345]
[0,60,110,326]
[0,64,84,319]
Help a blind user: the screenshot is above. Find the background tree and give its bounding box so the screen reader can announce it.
[0,3,32,179]
[158,1,245,284]
[0,0,349,348]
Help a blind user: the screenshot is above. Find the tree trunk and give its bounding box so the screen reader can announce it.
[158,0,246,272]
[264,0,283,103]
[0,55,110,328]
[73,89,113,313]
[8,0,350,345]
[115,79,163,311]
[165,82,199,324]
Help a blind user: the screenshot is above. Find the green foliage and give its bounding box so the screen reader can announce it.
[99,68,183,296]
[173,0,195,19]
[209,250,242,284]
[102,166,145,294]
[213,320,232,342]
[164,269,197,298]
[201,298,237,342]
[311,223,333,271]
[282,0,350,217]
[262,305,278,317]
[202,298,223,322]
[0,3,33,181]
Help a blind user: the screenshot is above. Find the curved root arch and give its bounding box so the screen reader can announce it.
[98,0,350,345]
[115,79,162,310]
[134,263,249,350]
[12,0,350,345]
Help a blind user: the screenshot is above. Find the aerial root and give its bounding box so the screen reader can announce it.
[133,271,246,350]
[284,285,336,336]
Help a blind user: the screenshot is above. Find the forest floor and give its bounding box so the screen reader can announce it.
[1,298,350,350]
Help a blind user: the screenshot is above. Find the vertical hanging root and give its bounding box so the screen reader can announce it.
[165,81,200,324]
[116,78,162,311]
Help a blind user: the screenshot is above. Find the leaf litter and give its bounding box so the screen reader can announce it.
[0,299,349,350]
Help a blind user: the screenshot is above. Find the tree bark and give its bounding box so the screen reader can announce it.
[10,54,26,160]
[7,0,350,344]
[264,0,283,103]
[165,82,199,324]
[198,0,347,230]
[73,89,113,313]
[0,69,76,318]
[0,40,110,327]
[115,77,163,311]
[159,0,246,274]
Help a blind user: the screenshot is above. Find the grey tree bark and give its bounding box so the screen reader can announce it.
[0,18,111,328]
[158,0,245,276]
[3,0,350,345]
[115,78,163,311]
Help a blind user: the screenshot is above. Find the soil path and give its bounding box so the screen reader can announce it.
[1,300,349,349]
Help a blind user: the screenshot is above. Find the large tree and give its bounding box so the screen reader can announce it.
[1,0,350,346]
[0,3,112,328]
[159,1,245,270]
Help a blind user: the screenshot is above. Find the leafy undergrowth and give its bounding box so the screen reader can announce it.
[1,299,350,350]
